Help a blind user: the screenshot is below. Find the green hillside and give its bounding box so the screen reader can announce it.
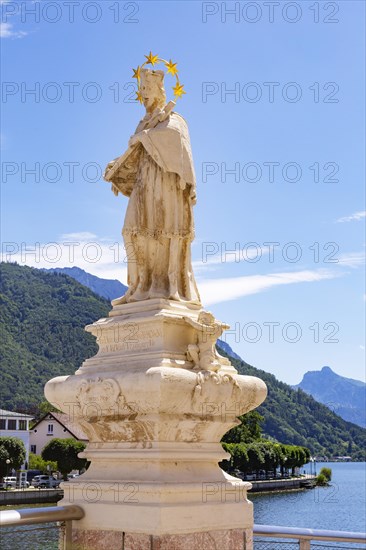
[0,262,109,412]
[1,262,365,459]
[218,351,366,460]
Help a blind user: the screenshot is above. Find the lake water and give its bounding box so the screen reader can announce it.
[0,503,58,550]
[250,462,366,533]
[1,462,365,549]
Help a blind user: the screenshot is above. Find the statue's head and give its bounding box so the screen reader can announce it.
[140,68,166,111]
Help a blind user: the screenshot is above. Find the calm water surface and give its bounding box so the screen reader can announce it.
[249,462,366,533]
[0,503,58,550]
[1,463,365,549]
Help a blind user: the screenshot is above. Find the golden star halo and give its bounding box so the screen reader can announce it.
[134,53,186,104]
[173,82,186,98]
[144,51,159,66]
[165,59,178,76]
[132,66,141,81]
[135,90,143,104]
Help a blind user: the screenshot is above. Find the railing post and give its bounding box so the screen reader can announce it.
[299,539,311,550]
[64,520,72,550]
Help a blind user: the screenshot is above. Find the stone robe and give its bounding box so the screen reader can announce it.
[114,112,200,304]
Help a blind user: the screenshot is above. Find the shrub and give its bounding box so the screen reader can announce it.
[319,467,332,481]
[316,473,328,486]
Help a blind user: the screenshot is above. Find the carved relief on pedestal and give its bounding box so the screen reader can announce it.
[76,377,122,412]
[194,370,239,397]
[184,311,232,373]
[73,376,156,442]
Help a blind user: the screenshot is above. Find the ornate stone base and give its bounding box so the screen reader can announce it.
[46,299,266,549]
[69,527,253,550]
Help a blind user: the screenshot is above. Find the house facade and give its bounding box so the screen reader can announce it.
[30,412,88,455]
[0,409,34,465]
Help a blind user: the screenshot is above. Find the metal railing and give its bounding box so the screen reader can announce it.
[254,524,366,549]
[0,507,365,550]
[0,505,84,550]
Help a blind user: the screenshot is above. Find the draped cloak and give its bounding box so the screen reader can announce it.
[110,112,200,303]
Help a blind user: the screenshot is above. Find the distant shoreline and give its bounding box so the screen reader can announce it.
[249,476,317,493]
[0,476,319,506]
[0,488,62,506]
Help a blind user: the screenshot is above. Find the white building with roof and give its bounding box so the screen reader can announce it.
[0,409,34,465]
[30,412,88,456]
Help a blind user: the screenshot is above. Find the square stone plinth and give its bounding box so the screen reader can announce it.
[70,528,253,550]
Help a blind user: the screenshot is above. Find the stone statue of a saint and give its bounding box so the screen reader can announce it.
[104,68,200,305]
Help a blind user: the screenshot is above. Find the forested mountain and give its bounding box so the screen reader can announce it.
[1,262,365,459]
[293,366,366,428]
[45,267,127,301]
[218,352,365,460]
[0,262,109,412]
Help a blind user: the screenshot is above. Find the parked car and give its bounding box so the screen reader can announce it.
[0,476,17,489]
[26,470,41,483]
[0,476,29,489]
[31,475,61,488]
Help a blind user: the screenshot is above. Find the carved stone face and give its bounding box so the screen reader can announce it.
[140,69,166,111]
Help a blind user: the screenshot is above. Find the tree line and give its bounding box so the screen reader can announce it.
[221,441,311,478]
[220,410,311,477]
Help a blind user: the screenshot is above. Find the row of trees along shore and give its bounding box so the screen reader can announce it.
[1,411,310,481]
[220,411,311,477]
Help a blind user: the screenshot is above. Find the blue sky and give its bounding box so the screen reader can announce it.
[1,0,365,384]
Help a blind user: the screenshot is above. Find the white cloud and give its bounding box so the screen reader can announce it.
[338,251,365,269]
[0,22,14,37]
[193,244,270,273]
[0,22,27,39]
[199,269,343,306]
[1,234,128,284]
[2,234,362,306]
[60,232,98,242]
[336,211,366,223]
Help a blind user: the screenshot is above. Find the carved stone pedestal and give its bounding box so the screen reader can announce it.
[45,300,267,549]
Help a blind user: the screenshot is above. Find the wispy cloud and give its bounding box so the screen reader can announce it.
[0,22,27,39]
[338,251,365,269]
[336,211,366,223]
[193,245,270,273]
[1,234,128,282]
[2,233,363,306]
[1,0,28,39]
[199,269,343,306]
[60,232,98,242]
